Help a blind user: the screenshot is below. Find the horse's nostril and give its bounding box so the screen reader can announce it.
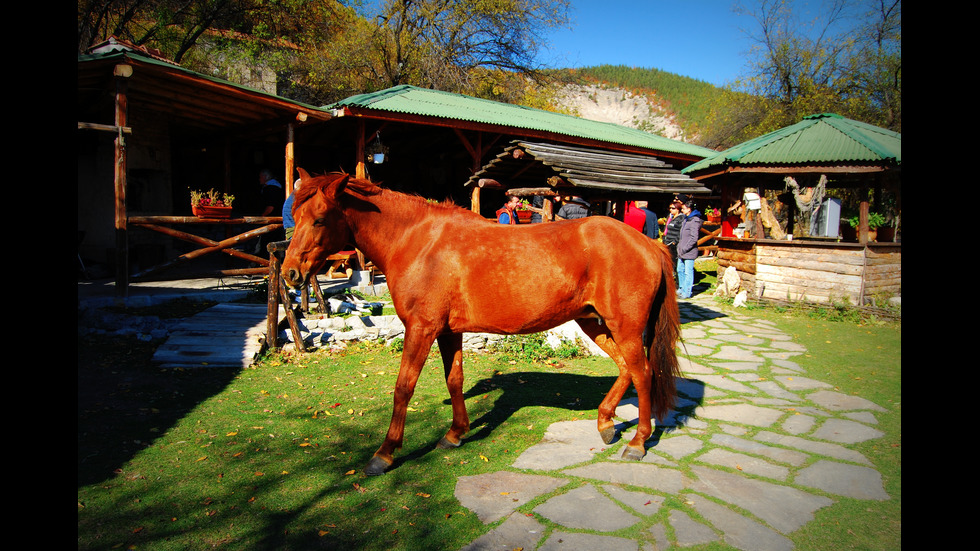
[287,268,300,285]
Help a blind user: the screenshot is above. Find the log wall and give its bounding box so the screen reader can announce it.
[716,238,901,305]
[716,239,757,294]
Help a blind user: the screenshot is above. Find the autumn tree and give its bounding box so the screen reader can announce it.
[700,0,900,149]
[367,0,571,93]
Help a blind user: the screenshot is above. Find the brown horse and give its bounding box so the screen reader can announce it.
[282,170,680,475]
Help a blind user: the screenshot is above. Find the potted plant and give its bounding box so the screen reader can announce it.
[191,189,235,218]
[704,207,721,223]
[516,198,534,223]
[843,212,886,241]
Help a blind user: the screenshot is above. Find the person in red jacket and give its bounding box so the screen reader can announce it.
[624,200,646,232]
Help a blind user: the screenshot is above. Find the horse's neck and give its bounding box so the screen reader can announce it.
[343,191,421,273]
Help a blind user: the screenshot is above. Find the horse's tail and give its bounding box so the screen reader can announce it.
[645,244,681,421]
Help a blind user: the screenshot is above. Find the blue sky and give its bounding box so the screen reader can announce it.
[539,1,757,87]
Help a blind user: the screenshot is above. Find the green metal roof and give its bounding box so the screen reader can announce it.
[331,85,718,160]
[682,113,901,175]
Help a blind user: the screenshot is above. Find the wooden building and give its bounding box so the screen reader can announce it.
[682,114,901,306]
[79,44,719,295]
[78,38,333,293]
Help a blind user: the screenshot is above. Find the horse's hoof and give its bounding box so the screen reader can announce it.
[364,455,391,476]
[621,445,645,462]
[599,427,617,445]
[436,436,461,449]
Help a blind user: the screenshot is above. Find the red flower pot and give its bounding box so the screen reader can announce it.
[192,205,233,219]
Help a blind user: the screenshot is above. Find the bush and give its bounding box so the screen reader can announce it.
[489,333,583,362]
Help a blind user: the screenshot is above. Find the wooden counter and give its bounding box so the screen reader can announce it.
[714,237,901,305]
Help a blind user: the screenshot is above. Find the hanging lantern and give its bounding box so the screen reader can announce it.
[366,132,389,164]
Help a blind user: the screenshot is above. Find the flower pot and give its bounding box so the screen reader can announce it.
[193,205,233,219]
[516,210,533,223]
[875,227,895,242]
[707,214,721,224]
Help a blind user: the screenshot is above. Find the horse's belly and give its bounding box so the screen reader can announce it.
[448,299,590,335]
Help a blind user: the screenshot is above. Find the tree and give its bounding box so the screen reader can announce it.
[368,0,571,92]
[702,0,900,148]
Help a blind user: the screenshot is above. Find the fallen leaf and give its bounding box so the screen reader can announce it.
[479,455,489,462]
[226,431,238,437]
[416,492,431,498]
[344,469,356,476]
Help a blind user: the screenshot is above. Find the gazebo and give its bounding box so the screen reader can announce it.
[465,140,710,221]
[682,113,901,305]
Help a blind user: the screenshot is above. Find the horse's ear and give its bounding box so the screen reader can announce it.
[296,167,311,183]
[332,174,350,199]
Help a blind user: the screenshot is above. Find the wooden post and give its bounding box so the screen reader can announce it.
[267,247,282,349]
[113,68,130,296]
[355,119,366,179]
[470,186,481,214]
[858,186,870,244]
[285,122,295,195]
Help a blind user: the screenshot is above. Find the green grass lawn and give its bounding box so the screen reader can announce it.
[78,297,900,550]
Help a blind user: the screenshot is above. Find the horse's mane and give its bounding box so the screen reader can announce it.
[294,171,486,223]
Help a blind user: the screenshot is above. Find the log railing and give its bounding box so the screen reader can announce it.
[127,215,282,281]
[264,241,360,353]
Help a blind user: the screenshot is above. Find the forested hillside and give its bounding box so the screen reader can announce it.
[565,65,730,145]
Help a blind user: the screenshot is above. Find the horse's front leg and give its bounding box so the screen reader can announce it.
[365,325,437,475]
[435,333,469,449]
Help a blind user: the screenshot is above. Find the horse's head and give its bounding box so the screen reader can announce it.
[282,169,354,288]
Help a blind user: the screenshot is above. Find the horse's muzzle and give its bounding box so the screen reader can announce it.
[283,267,304,288]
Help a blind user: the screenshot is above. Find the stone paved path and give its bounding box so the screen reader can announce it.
[454,294,891,551]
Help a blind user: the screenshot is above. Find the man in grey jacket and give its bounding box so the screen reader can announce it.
[676,195,703,299]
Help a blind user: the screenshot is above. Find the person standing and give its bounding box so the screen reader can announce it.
[623,200,646,232]
[635,200,659,239]
[258,169,285,216]
[256,169,285,256]
[496,195,521,224]
[676,195,703,299]
[663,200,684,276]
[282,178,302,240]
[556,196,590,220]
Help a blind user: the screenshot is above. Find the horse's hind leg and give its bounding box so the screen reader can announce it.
[576,319,632,445]
[366,325,437,475]
[436,333,469,449]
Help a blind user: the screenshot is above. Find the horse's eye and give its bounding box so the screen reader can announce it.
[313,218,326,227]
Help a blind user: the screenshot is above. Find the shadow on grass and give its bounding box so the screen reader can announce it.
[77,333,241,488]
[434,370,706,454]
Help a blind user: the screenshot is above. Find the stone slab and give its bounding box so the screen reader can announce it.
[533,484,640,531]
[795,460,889,500]
[454,471,569,524]
[690,466,833,533]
